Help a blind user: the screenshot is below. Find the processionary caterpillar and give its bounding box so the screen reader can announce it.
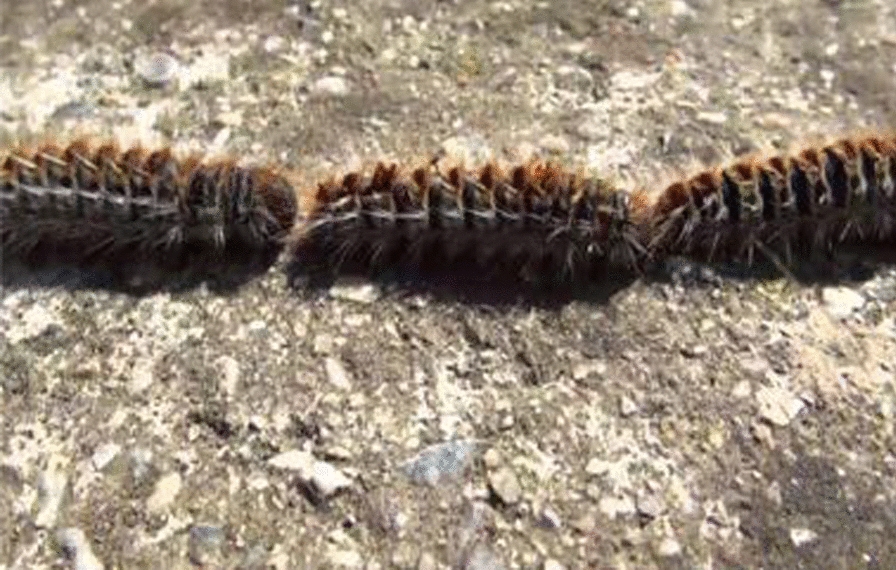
[646,133,896,267]
[289,160,649,286]
[2,132,894,289]
[1,139,298,274]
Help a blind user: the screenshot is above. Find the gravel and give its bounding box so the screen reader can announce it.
[3,0,896,568]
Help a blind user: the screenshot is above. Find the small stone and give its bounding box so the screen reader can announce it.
[751,420,776,447]
[267,546,291,570]
[188,524,226,566]
[598,494,635,518]
[681,344,708,358]
[499,414,515,429]
[269,450,350,498]
[312,75,350,96]
[239,543,271,569]
[50,101,95,121]
[766,481,783,507]
[324,445,353,461]
[657,537,682,557]
[540,134,570,154]
[488,466,522,505]
[91,443,121,471]
[732,380,752,399]
[636,494,662,519]
[571,513,597,534]
[247,319,268,335]
[822,287,865,319]
[696,111,727,125]
[439,135,492,165]
[542,559,566,570]
[669,0,692,17]
[217,355,241,397]
[536,506,562,529]
[482,448,502,470]
[146,472,182,514]
[329,280,381,303]
[790,527,819,547]
[9,304,62,343]
[263,35,286,53]
[268,450,315,476]
[34,463,67,528]
[56,528,103,570]
[130,448,155,482]
[552,64,594,93]
[461,543,505,570]
[417,552,438,570]
[128,359,155,394]
[578,117,607,141]
[572,360,606,381]
[135,51,178,87]
[403,440,477,486]
[585,458,606,476]
[183,52,230,88]
[757,386,804,426]
[0,464,23,496]
[311,461,352,497]
[619,395,638,417]
[326,546,364,567]
[324,357,352,389]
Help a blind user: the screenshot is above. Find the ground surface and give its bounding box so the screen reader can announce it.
[2,0,896,569]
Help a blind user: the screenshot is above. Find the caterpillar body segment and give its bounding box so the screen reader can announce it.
[645,134,896,266]
[290,160,649,286]
[0,139,298,270]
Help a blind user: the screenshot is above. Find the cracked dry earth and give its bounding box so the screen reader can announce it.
[3,0,896,569]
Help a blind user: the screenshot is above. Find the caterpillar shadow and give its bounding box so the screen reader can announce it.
[0,244,283,295]
[286,257,641,308]
[648,242,896,288]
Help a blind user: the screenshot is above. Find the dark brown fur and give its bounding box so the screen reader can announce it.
[290,160,648,286]
[5,133,895,290]
[646,134,896,265]
[1,139,298,271]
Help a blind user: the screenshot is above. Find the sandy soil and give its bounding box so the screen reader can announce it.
[2,0,896,568]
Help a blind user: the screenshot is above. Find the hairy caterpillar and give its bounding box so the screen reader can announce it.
[288,159,649,287]
[1,139,298,274]
[4,132,895,292]
[645,133,896,266]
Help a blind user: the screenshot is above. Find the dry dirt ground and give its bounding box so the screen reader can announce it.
[3,0,896,569]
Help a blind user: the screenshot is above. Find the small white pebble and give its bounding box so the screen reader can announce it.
[135,52,178,87]
[657,537,682,557]
[324,357,352,389]
[311,461,352,497]
[822,287,865,319]
[56,528,104,570]
[790,527,819,547]
[312,75,350,96]
[268,450,315,475]
[146,472,182,514]
[91,444,121,471]
[8,304,61,343]
[757,386,804,426]
[181,52,230,87]
[34,463,68,528]
[329,280,381,303]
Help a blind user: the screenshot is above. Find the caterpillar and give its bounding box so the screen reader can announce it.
[3,132,895,292]
[1,139,298,275]
[288,159,650,288]
[645,133,896,267]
